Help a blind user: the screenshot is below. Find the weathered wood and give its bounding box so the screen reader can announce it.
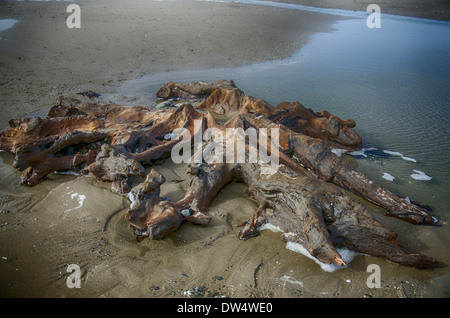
[156,80,237,99]
[0,80,437,269]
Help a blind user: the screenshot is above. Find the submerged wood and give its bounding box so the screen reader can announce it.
[0,80,437,269]
[156,79,237,99]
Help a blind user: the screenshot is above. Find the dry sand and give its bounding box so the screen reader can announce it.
[0,0,448,299]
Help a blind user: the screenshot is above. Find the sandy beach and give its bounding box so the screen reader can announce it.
[0,0,449,299]
[0,0,340,128]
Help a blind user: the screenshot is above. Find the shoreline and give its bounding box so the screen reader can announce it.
[0,0,341,127]
[0,0,449,298]
[257,0,450,22]
[1,0,449,124]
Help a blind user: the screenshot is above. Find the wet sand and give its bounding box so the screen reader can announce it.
[0,0,449,298]
[1,154,445,298]
[263,0,450,22]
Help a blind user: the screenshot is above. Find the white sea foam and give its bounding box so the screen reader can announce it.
[259,223,358,272]
[280,275,304,287]
[410,170,432,181]
[348,150,367,157]
[401,156,417,163]
[382,172,395,181]
[383,150,403,156]
[54,170,81,176]
[127,192,136,203]
[286,242,359,272]
[64,192,86,212]
[382,150,417,162]
[258,222,283,232]
[348,147,376,158]
[331,148,349,157]
[130,200,138,210]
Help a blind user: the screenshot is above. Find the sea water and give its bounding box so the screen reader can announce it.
[0,19,18,33]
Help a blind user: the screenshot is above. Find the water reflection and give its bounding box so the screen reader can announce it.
[116,15,450,222]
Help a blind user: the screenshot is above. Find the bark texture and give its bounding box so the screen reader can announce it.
[0,80,437,269]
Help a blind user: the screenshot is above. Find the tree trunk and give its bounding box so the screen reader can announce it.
[0,80,438,269]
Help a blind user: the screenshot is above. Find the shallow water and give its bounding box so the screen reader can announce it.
[0,19,18,33]
[115,11,450,226]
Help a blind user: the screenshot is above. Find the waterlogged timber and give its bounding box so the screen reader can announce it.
[0,80,438,269]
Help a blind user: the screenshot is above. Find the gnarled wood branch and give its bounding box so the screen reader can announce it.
[0,80,437,269]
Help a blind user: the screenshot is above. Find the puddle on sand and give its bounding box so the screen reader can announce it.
[0,19,18,33]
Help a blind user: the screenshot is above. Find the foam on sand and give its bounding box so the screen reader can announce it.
[286,242,359,272]
[53,170,81,176]
[410,170,432,181]
[258,222,283,232]
[258,222,358,272]
[64,189,87,212]
[280,275,304,287]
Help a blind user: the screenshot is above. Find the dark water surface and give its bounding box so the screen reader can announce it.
[0,19,18,32]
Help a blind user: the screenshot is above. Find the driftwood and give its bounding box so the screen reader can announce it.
[156,80,237,99]
[0,80,437,269]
